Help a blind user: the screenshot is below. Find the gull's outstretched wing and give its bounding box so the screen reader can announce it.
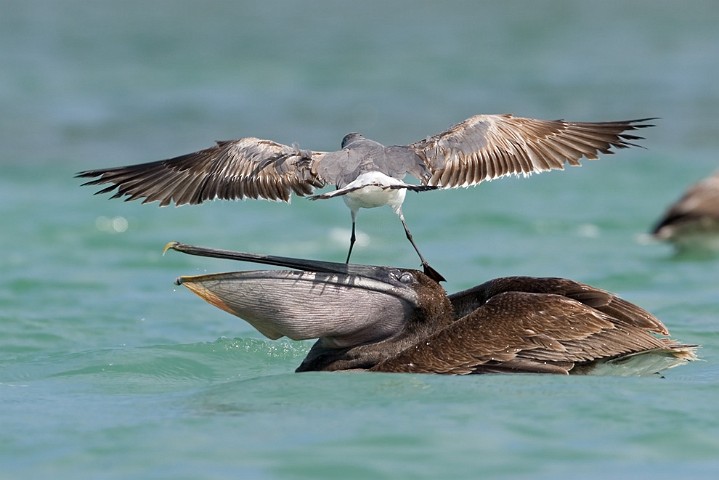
[407,114,654,188]
[76,137,327,205]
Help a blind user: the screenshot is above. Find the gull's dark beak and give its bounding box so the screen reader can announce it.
[165,242,423,347]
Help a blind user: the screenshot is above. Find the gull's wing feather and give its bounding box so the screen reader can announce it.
[408,114,655,188]
[76,138,327,205]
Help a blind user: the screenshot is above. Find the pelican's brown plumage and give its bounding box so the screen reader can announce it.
[373,277,680,375]
[164,242,695,375]
[651,170,719,253]
[78,114,654,281]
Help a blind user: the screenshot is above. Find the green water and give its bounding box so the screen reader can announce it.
[2,1,718,478]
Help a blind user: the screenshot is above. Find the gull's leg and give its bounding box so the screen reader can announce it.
[397,209,446,282]
[345,209,357,264]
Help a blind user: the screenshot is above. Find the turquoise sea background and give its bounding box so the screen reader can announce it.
[2,1,718,478]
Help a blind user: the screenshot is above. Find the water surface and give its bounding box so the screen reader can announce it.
[1,1,718,479]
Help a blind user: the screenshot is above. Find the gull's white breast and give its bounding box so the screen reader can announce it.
[342,171,408,213]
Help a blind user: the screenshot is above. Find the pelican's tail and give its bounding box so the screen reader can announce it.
[577,345,699,376]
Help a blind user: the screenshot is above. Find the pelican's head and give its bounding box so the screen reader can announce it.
[340,132,365,148]
[166,243,450,349]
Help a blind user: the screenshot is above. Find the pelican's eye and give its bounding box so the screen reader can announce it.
[398,272,414,284]
[388,269,414,285]
[388,269,409,284]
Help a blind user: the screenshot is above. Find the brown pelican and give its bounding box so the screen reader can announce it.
[77,114,654,281]
[163,242,696,375]
[651,170,719,253]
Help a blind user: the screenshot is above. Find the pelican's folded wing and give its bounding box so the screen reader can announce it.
[449,276,669,334]
[372,291,688,375]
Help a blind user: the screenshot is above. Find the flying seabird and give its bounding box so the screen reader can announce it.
[651,170,719,253]
[163,241,696,375]
[77,114,654,281]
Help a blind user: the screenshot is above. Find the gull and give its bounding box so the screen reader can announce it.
[77,114,654,281]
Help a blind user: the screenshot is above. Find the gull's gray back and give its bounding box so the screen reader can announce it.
[317,136,429,188]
